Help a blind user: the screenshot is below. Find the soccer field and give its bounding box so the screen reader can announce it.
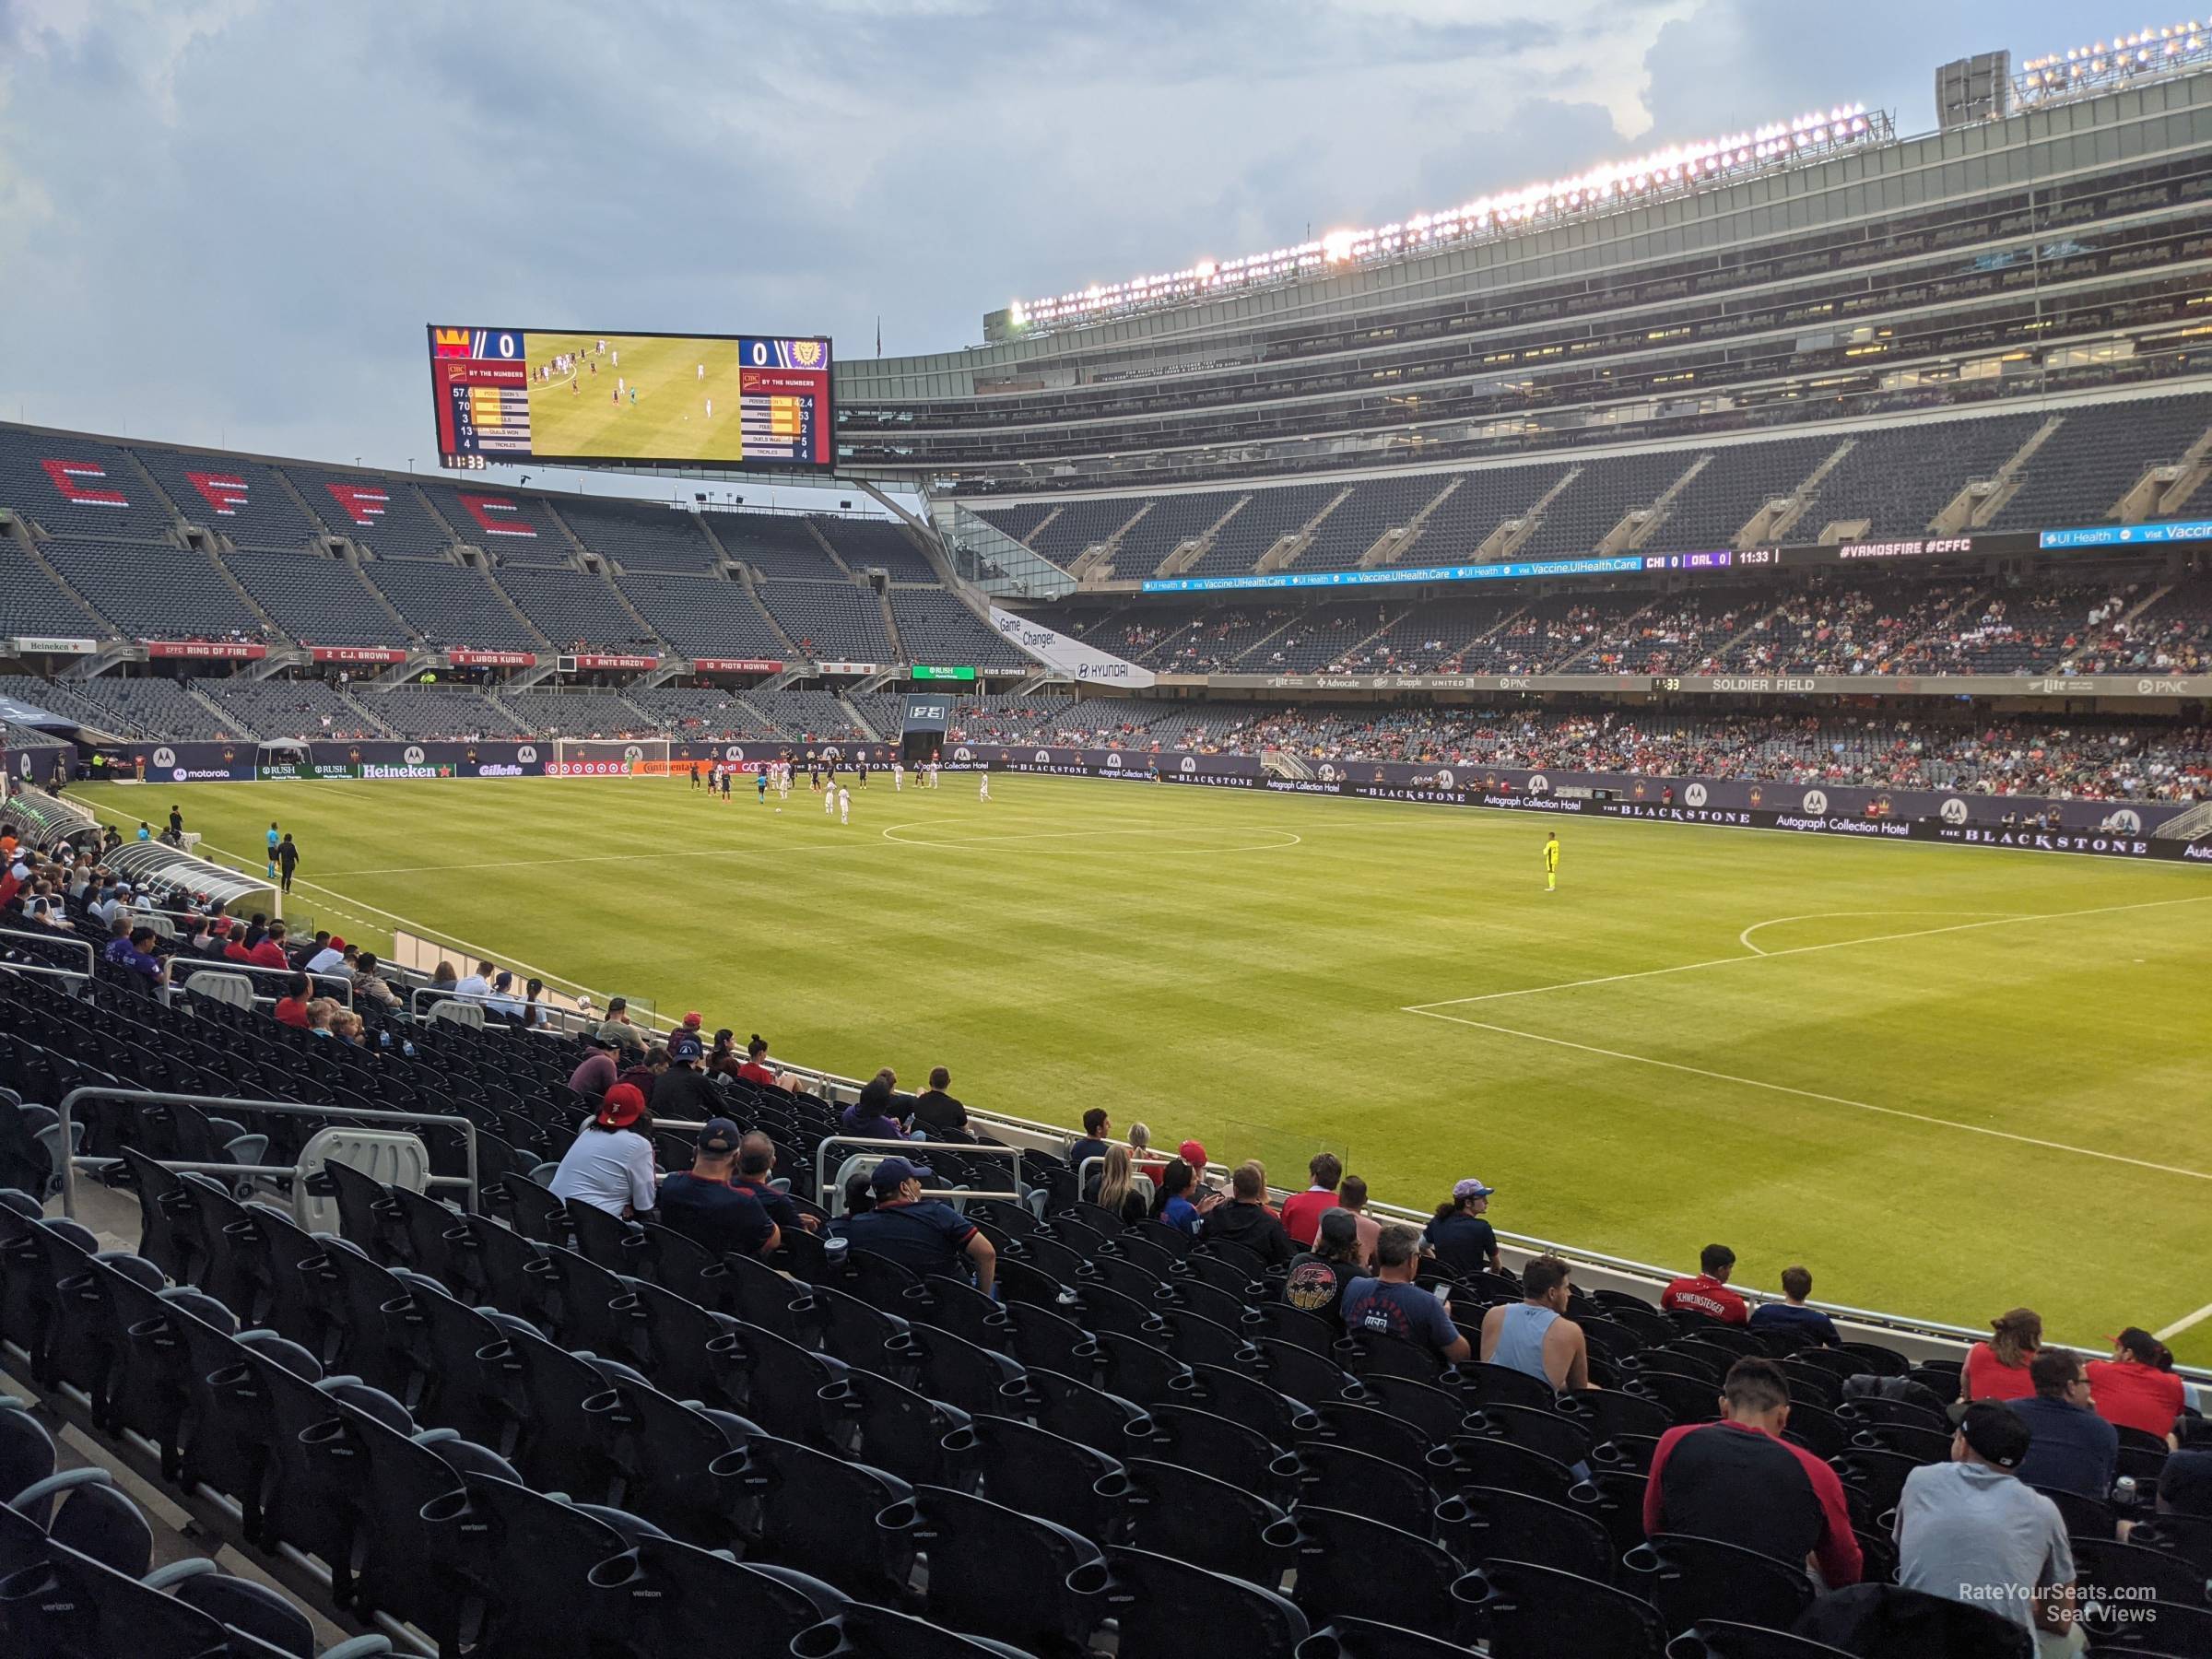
[524,332,745,463]
[75,773,2212,1360]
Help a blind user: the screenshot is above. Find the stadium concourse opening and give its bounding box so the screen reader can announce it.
[8,10,2212,1654]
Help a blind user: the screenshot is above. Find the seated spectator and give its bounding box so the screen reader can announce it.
[221,923,253,963]
[1426,1178,1501,1278]
[1663,1243,1750,1325]
[595,995,647,1056]
[838,1156,994,1294]
[482,970,524,1022]
[1283,1209,1365,1324]
[655,1118,780,1258]
[2088,1328,2184,1441]
[1749,1265,1841,1347]
[568,1034,620,1100]
[651,1030,726,1121]
[305,934,347,975]
[618,1045,669,1100]
[736,1131,818,1235]
[330,1008,366,1046]
[1279,1152,1343,1248]
[247,922,289,971]
[1199,1161,1295,1266]
[1895,1402,2081,1652]
[2010,1349,2118,1501]
[841,1076,909,1142]
[272,971,312,1030]
[1335,1174,1382,1267]
[429,960,458,993]
[1340,1225,1472,1363]
[1151,1158,1205,1236]
[547,1083,657,1219]
[350,952,400,1010]
[2154,1418,2212,1519]
[303,997,338,1037]
[911,1065,971,1140]
[1643,1357,1863,1587]
[1126,1122,1165,1182]
[519,977,548,1030]
[1960,1308,2041,1404]
[454,959,496,999]
[1068,1109,1113,1189]
[1480,1254,1593,1393]
[102,924,167,994]
[1093,1145,1149,1225]
[734,1034,778,1088]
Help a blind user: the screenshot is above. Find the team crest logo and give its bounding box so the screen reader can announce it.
[1684,782,1708,807]
[152,747,177,769]
[404,746,426,765]
[2108,808,2143,834]
[1802,789,1828,815]
[1632,781,1647,799]
[1940,798,1969,825]
[1527,774,1550,794]
[790,339,826,369]
[954,747,973,761]
[1748,786,1763,807]
[221,747,236,763]
[1317,764,1338,783]
[517,745,537,763]
[1035,750,1050,764]
[1436,769,1455,789]
[623,745,644,762]
[1180,756,1196,772]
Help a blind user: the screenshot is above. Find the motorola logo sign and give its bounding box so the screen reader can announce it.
[1034,750,1050,763]
[728,747,745,763]
[1527,774,1550,794]
[516,745,537,763]
[954,747,974,761]
[2109,808,2143,834]
[404,746,426,765]
[1179,756,1196,772]
[152,747,177,769]
[1104,753,1122,770]
[1940,798,1969,824]
[623,745,644,762]
[1317,764,1339,782]
[1684,782,1708,807]
[1803,789,1829,815]
[1436,769,1455,789]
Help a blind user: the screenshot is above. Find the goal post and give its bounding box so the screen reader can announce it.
[547,738,672,777]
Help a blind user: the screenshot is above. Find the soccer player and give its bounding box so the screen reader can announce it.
[697,362,705,381]
[756,768,768,804]
[705,397,712,419]
[892,758,904,791]
[824,781,836,817]
[857,756,869,788]
[1544,831,1561,892]
[978,771,991,802]
[838,784,851,825]
[265,821,280,880]
[690,760,703,790]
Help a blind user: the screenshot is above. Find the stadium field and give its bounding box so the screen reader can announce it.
[524,332,746,463]
[76,774,2212,1360]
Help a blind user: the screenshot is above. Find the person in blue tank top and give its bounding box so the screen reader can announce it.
[1478,1254,1594,1393]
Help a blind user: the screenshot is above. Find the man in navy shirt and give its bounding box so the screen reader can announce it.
[1067,1108,1113,1191]
[1340,1225,1471,1363]
[735,1130,818,1234]
[839,1157,996,1295]
[2009,1349,2118,1501]
[1749,1265,1842,1347]
[656,1118,780,1258]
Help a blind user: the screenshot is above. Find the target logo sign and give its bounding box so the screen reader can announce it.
[152,747,177,769]
[1684,782,1708,807]
[1802,789,1829,815]
[404,746,426,765]
[1940,798,1969,824]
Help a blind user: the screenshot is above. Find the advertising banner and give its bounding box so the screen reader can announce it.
[126,742,259,782]
[305,740,545,778]
[988,606,1156,688]
[6,636,99,655]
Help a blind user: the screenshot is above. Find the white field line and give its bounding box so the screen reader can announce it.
[1402,1006,2212,1184]
[880,823,1302,853]
[1408,893,2212,1009]
[1736,910,2020,956]
[2156,1301,2212,1343]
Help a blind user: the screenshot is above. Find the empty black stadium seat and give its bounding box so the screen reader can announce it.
[1456,1558,1667,1659]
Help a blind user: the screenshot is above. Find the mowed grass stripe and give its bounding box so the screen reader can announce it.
[75,775,2212,1359]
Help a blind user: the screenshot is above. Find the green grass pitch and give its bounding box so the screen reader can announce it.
[75,773,2212,1359]
[523,333,747,464]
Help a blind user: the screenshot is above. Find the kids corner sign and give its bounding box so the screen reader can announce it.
[988,606,1155,688]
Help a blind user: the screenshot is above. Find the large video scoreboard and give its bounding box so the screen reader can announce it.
[427,326,833,472]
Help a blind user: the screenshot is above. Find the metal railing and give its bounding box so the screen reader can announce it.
[55,1087,481,1219]
[0,925,95,983]
[174,955,354,1008]
[811,1135,1025,1206]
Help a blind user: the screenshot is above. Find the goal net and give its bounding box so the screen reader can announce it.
[547,737,672,777]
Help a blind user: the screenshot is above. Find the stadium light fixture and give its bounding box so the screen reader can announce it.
[1008,106,1887,334]
[2017,18,2210,103]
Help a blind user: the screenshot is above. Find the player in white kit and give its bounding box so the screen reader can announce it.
[705,397,712,418]
[978,771,991,801]
[697,363,705,381]
[823,781,836,817]
[892,759,904,791]
[838,785,851,825]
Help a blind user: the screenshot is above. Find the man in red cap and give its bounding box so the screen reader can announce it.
[547,1082,657,1218]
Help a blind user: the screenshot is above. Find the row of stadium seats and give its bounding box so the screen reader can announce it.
[3,955,2206,1657]
[971,393,2212,575]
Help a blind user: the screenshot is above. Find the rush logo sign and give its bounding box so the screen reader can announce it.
[186,472,250,516]
[459,494,536,537]
[324,483,389,527]
[40,459,129,507]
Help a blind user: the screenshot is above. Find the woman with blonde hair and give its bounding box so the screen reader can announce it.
[1959,1307,2041,1403]
[1095,1144,1148,1226]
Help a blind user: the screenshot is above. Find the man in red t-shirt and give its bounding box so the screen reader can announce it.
[247,922,290,971]
[272,972,312,1030]
[1661,1243,1751,1324]
[1278,1152,1344,1248]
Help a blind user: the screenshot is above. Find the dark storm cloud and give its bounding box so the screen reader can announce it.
[0,0,2082,476]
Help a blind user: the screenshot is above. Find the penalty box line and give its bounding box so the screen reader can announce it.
[1405,892,2212,1012]
[1401,1006,2212,1185]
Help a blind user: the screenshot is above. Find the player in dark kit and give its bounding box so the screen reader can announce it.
[857,757,870,788]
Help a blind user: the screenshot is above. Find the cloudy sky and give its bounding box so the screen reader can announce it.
[0,0,2093,495]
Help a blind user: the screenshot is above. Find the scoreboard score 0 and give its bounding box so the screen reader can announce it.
[427,325,833,473]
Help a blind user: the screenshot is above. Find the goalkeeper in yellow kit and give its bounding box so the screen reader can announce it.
[1544,831,1560,892]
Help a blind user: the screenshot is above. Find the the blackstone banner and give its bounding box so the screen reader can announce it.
[944,745,1266,779]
